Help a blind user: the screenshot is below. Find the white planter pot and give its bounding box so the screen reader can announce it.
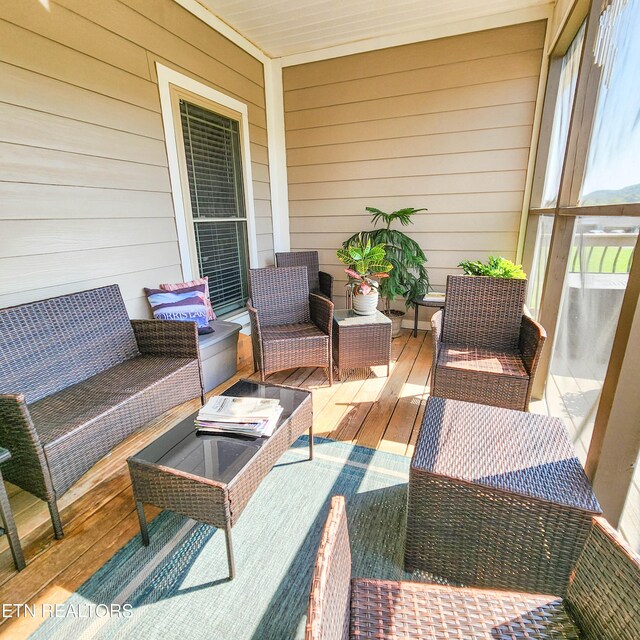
[352,290,379,315]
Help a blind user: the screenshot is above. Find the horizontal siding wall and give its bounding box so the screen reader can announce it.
[284,21,545,318]
[0,0,272,318]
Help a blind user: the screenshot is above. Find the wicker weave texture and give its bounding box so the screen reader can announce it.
[250,267,311,325]
[430,279,546,411]
[276,251,334,301]
[129,379,312,534]
[566,517,640,640]
[332,319,391,377]
[0,285,140,404]
[351,579,581,639]
[442,276,526,351]
[305,496,352,640]
[248,268,333,383]
[309,499,638,640]
[405,398,600,595]
[0,287,204,537]
[129,458,229,528]
[40,358,201,496]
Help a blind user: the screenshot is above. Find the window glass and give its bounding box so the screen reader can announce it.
[580,0,640,204]
[548,216,639,463]
[526,215,554,319]
[538,23,585,208]
[180,100,250,316]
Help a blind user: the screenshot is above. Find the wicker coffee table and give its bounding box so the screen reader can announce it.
[127,379,312,579]
[332,310,391,381]
[404,397,601,595]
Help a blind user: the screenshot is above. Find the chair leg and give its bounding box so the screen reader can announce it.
[327,366,333,386]
[48,500,64,539]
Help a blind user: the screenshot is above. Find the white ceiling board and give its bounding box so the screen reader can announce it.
[198,0,553,58]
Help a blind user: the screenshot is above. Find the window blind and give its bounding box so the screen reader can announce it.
[180,100,249,316]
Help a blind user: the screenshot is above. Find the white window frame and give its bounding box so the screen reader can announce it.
[156,63,259,294]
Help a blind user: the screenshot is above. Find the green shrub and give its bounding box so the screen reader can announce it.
[458,256,526,279]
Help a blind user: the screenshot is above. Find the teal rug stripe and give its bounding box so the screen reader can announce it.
[31,437,414,640]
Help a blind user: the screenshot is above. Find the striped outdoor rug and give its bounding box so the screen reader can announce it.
[32,437,412,640]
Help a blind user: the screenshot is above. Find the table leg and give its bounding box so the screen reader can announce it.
[136,500,150,546]
[413,305,419,337]
[225,523,235,579]
[0,473,25,571]
[309,424,314,460]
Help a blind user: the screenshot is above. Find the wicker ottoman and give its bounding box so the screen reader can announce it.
[332,310,391,381]
[404,397,601,595]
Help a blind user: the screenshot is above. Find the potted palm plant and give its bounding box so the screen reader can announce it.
[336,238,393,315]
[342,207,429,336]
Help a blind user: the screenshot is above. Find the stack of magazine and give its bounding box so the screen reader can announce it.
[195,395,283,438]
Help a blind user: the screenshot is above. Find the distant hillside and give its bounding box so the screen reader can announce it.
[581,183,640,205]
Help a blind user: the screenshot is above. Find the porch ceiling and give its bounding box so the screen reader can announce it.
[198,0,553,58]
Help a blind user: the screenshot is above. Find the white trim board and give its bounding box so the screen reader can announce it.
[173,0,269,63]
[156,63,259,278]
[279,5,553,67]
[264,59,291,253]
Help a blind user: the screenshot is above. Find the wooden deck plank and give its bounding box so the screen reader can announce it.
[379,332,432,455]
[354,329,424,449]
[330,330,412,442]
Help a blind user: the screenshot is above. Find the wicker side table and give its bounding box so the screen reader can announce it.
[0,447,25,571]
[332,310,392,381]
[128,380,312,579]
[404,397,601,595]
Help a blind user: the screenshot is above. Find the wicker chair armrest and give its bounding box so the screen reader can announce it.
[0,394,53,501]
[318,271,334,300]
[247,299,264,372]
[309,293,334,336]
[519,314,546,377]
[131,319,200,359]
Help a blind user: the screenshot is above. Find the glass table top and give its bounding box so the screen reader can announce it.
[131,380,310,485]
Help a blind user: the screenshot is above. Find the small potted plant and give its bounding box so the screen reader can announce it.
[343,207,429,336]
[337,238,393,315]
[458,256,526,279]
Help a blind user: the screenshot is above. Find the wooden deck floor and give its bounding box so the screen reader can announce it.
[0,329,431,637]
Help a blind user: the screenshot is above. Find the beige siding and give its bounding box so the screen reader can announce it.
[0,0,272,316]
[284,21,546,316]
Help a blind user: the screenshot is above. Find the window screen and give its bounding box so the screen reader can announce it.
[180,99,249,316]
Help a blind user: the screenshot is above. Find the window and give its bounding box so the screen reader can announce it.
[179,99,250,316]
[538,23,585,208]
[580,0,640,204]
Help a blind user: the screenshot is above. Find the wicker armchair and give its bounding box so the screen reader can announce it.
[430,275,545,410]
[275,251,334,301]
[306,496,640,640]
[248,266,333,385]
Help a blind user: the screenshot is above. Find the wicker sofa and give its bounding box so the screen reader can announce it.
[0,285,204,539]
[306,496,640,640]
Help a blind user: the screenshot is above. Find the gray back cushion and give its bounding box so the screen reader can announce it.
[0,285,140,404]
[442,275,526,351]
